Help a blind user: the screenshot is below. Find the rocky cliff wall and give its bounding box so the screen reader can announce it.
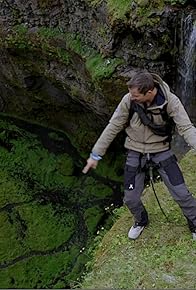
[0,0,195,152]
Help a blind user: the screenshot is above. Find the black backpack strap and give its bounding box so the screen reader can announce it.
[127,101,152,127]
[133,103,152,126]
[133,103,175,139]
[160,104,169,121]
[126,100,175,143]
[128,100,134,121]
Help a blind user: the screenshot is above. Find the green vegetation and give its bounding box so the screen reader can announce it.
[0,169,29,207]
[86,54,123,81]
[84,206,104,234]
[65,32,123,81]
[107,0,132,21]
[0,117,121,288]
[1,26,123,82]
[65,33,90,56]
[18,203,75,250]
[92,0,188,26]
[86,0,188,10]
[81,150,196,289]
[3,25,69,64]
[0,251,74,289]
[82,177,113,199]
[0,0,188,84]
[96,152,125,182]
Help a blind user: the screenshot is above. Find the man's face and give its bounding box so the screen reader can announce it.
[129,87,154,104]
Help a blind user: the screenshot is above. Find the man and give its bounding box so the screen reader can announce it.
[82,70,196,240]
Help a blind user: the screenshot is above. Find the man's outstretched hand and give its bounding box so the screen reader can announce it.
[82,158,98,174]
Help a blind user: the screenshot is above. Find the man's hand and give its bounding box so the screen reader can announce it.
[82,158,98,174]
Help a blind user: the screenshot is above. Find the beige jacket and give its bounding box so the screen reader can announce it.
[92,74,196,156]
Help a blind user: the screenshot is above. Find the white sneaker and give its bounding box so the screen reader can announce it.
[193,233,196,240]
[128,223,145,240]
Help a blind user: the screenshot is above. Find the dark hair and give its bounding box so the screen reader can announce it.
[127,72,155,94]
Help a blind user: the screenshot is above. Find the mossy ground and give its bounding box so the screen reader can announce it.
[81,149,196,289]
[0,117,123,288]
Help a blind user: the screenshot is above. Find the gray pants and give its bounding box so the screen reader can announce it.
[124,149,196,231]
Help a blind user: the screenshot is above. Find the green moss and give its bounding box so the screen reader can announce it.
[107,0,132,21]
[82,177,113,198]
[0,137,74,190]
[84,206,104,234]
[65,33,90,57]
[56,154,74,176]
[0,251,72,289]
[17,203,75,250]
[0,169,29,207]
[2,25,70,65]
[10,141,57,188]
[38,27,63,39]
[65,32,124,81]
[134,0,163,28]
[86,54,123,81]
[0,202,75,261]
[0,117,119,288]
[97,25,110,42]
[68,252,90,287]
[96,152,125,182]
[63,112,100,153]
[0,212,26,261]
[92,184,113,198]
[106,0,166,28]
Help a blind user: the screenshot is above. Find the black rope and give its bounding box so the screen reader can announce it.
[147,162,169,222]
[147,153,169,221]
[150,176,169,221]
[147,159,187,227]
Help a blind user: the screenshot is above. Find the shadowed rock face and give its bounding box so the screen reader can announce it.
[0,0,195,151]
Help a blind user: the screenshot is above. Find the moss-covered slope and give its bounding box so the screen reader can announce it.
[0,116,124,288]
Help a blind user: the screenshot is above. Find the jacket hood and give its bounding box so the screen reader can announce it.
[149,73,171,110]
[151,73,171,96]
